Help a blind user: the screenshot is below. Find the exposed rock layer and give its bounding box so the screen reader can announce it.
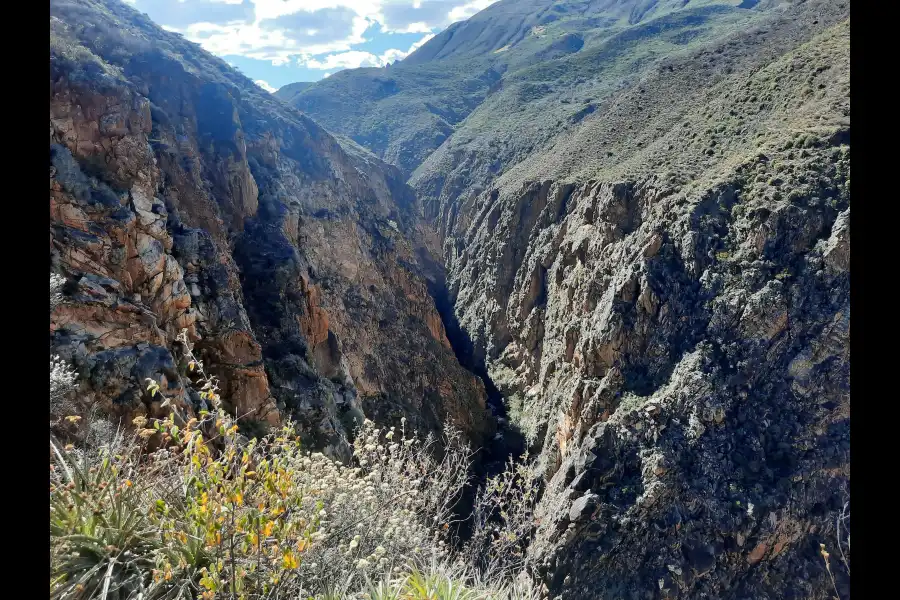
[434,11,851,600]
[49,0,850,598]
[49,0,491,456]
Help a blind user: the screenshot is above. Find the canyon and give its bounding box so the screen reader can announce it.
[50,1,850,598]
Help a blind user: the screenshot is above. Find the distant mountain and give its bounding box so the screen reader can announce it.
[285,0,782,178]
[274,80,313,103]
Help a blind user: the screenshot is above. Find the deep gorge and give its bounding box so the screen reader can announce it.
[49,1,850,598]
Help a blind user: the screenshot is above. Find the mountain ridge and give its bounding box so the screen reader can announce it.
[49,0,850,597]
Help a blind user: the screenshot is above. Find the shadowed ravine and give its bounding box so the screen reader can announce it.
[427,277,528,540]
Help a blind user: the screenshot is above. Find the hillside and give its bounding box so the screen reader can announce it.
[288,0,851,598]
[286,0,781,178]
[273,81,313,103]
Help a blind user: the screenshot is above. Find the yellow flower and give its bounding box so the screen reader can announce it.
[263,522,274,537]
[65,415,82,423]
[282,551,298,570]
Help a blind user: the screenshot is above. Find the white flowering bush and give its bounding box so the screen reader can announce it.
[50,274,78,420]
[49,329,541,599]
[295,416,474,594]
[50,353,78,420]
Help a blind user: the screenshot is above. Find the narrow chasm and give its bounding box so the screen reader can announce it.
[426,277,527,540]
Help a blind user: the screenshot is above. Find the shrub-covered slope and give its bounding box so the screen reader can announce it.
[287,0,781,179]
[290,0,851,597]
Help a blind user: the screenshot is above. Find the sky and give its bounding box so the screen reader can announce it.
[124,0,497,92]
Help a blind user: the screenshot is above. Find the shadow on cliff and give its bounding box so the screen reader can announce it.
[426,276,529,540]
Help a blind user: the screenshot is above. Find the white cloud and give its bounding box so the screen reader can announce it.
[448,0,494,23]
[304,31,436,70]
[176,14,370,64]
[377,32,435,64]
[252,1,381,22]
[409,32,435,52]
[380,47,408,64]
[377,0,496,33]
[305,50,383,70]
[131,0,254,29]
[130,1,498,70]
[254,79,277,93]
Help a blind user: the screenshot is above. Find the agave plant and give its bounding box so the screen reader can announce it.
[50,438,158,600]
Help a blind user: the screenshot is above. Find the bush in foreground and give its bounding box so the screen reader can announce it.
[49,329,541,600]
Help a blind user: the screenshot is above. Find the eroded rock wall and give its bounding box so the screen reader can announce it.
[49,0,491,456]
[437,16,850,600]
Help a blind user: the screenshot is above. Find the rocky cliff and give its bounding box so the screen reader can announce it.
[49,0,492,457]
[291,0,850,597]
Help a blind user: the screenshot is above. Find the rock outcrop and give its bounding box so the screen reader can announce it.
[49,0,491,456]
[49,0,850,597]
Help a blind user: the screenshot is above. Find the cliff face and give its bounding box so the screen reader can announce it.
[437,10,850,600]
[291,0,850,596]
[49,0,491,457]
[49,0,850,596]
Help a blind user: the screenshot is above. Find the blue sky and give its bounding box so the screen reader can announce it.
[124,1,497,91]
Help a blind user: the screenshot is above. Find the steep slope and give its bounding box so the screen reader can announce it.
[290,0,851,597]
[442,4,850,599]
[286,57,501,178]
[286,0,779,178]
[273,81,313,103]
[49,0,492,457]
